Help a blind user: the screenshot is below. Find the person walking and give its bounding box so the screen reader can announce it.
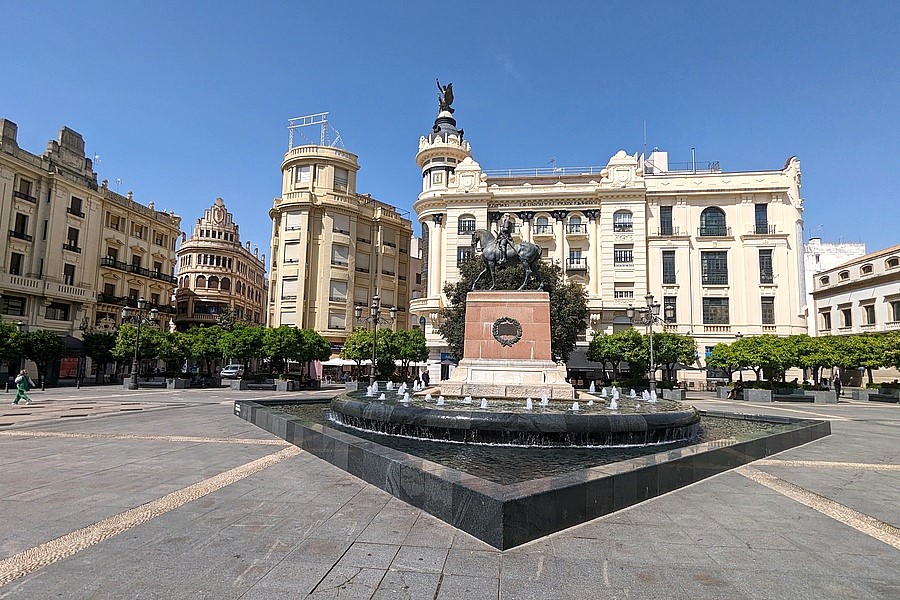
[13,369,34,405]
[832,372,842,398]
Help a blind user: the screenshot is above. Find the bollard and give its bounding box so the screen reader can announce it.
[4,381,7,393]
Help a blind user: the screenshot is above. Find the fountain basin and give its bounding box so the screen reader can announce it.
[330,394,700,447]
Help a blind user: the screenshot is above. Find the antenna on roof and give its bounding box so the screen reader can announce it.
[288,113,345,149]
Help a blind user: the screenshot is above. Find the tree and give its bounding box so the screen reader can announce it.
[705,343,739,382]
[0,321,23,376]
[82,331,116,383]
[264,326,301,374]
[156,331,191,373]
[297,329,331,364]
[833,333,886,385]
[22,329,65,387]
[341,328,373,374]
[439,258,588,362]
[652,332,697,382]
[585,328,645,382]
[112,325,164,374]
[185,326,222,375]
[391,328,428,378]
[218,325,265,371]
[791,335,839,383]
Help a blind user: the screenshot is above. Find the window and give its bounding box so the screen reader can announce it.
[154,231,165,246]
[1,295,26,316]
[295,165,312,185]
[150,293,160,306]
[220,278,231,291]
[69,196,84,217]
[613,286,634,299]
[330,280,348,303]
[415,272,422,285]
[430,171,444,185]
[841,307,852,327]
[284,243,300,264]
[285,212,302,231]
[46,302,70,321]
[839,270,850,281]
[9,252,24,276]
[281,278,297,300]
[701,251,728,285]
[457,245,474,265]
[66,227,80,250]
[754,203,769,234]
[43,220,48,240]
[821,311,832,330]
[208,276,219,290]
[15,178,35,201]
[533,216,551,235]
[280,310,296,326]
[196,275,206,288]
[567,216,586,234]
[332,213,350,235]
[103,283,116,296]
[153,261,163,274]
[659,206,673,235]
[356,253,371,273]
[458,215,476,234]
[613,245,633,265]
[759,249,774,284]
[334,168,349,192]
[328,310,347,330]
[702,298,730,324]
[820,276,830,286]
[63,264,76,286]
[613,210,633,232]
[567,249,586,270]
[662,250,676,284]
[887,257,900,269]
[663,296,677,323]
[890,300,900,322]
[761,297,775,325]
[131,254,142,268]
[861,264,873,275]
[863,304,875,325]
[699,207,728,236]
[13,213,29,237]
[331,245,349,267]
[132,223,144,239]
[382,256,396,276]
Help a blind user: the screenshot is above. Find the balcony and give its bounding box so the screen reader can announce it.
[698,226,731,237]
[613,223,633,233]
[703,325,731,333]
[859,323,876,332]
[9,229,33,242]
[98,293,128,305]
[355,266,370,273]
[702,274,729,285]
[532,224,554,237]
[67,207,85,218]
[655,226,683,236]
[566,258,587,271]
[0,272,43,294]
[63,243,82,253]
[13,190,37,203]
[100,256,178,284]
[566,223,587,236]
[751,224,776,235]
[762,325,777,333]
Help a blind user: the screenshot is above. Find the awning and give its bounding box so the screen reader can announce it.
[61,335,84,355]
[321,358,358,367]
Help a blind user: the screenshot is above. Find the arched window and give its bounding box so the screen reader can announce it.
[838,270,850,281]
[819,276,829,286]
[699,207,728,236]
[567,215,586,234]
[861,264,873,275]
[236,280,243,294]
[196,275,206,288]
[208,276,219,290]
[534,215,551,235]
[613,210,633,232]
[220,277,231,291]
[457,214,476,234]
[887,257,900,269]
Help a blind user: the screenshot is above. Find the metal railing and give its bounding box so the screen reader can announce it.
[9,229,33,242]
[566,224,587,234]
[752,224,776,235]
[484,165,606,178]
[532,225,554,235]
[63,243,82,253]
[13,190,37,203]
[67,207,85,218]
[99,256,178,284]
[613,223,633,233]
[702,273,729,285]
[698,226,731,237]
[566,258,587,270]
[656,226,682,236]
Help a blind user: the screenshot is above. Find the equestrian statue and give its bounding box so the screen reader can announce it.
[470,218,543,291]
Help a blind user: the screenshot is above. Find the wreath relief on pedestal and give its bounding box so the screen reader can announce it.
[492,317,522,347]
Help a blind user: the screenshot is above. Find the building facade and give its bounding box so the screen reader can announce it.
[268,142,413,351]
[410,108,807,381]
[175,197,268,329]
[0,119,181,380]
[803,237,866,335]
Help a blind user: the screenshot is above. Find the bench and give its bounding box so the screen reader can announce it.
[246,382,277,391]
[139,378,167,388]
[869,393,899,404]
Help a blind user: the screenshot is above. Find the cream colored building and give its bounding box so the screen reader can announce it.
[411,108,807,380]
[175,197,267,329]
[0,119,180,379]
[803,237,866,335]
[268,141,413,350]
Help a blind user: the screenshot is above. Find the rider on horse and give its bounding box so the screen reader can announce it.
[497,213,514,264]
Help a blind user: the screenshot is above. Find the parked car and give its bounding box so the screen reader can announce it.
[220,364,245,379]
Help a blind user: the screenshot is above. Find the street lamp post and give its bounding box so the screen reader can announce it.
[626,294,676,393]
[354,295,397,385]
[121,298,159,390]
[734,331,744,382]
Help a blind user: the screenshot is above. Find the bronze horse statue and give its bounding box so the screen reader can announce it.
[470,229,543,290]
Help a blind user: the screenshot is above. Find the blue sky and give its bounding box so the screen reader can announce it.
[3,1,897,264]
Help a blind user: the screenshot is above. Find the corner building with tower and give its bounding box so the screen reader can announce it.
[411,106,807,383]
[267,136,414,351]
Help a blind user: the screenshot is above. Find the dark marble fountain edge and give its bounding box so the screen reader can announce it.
[233,399,830,550]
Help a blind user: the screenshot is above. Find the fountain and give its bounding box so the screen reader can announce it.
[525,398,533,410]
[462,395,473,404]
[609,397,619,410]
[589,381,596,393]
[571,402,580,411]
[424,393,433,402]
[378,393,386,400]
[437,395,445,406]
[480,398,488,409]
[600,387,608,397]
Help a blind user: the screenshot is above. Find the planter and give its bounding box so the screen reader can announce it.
[745,389,773,402]
[716,385,732,399]
[229,379,249,390]
[852,389,871,401]
[166,377,190,389]
[878,388,900,398]
[345,381,367,392]
[809,390,838,404]
[662,388,685,401]
[275,380,295,392]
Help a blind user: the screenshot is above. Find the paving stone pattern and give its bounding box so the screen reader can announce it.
[0,386,898,599]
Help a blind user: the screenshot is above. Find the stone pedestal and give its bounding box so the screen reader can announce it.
[441,291,574,399]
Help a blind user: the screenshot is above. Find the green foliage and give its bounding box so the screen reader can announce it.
[23,329,65,385]
[112,325,163,364]
[264,326,301,373]
[652,331,698,381]
[83,331,117,379]
[185,326,222,375]
[439,258,588,362]
[0,321,23,367]
[156,331,191,370]
[705,343,738,380]
[341,328,373,368]
[218,325,265,367]
[297,329,331,363]
[390,328,428,377]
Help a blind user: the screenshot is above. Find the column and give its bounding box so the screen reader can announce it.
[517,211,535,244]
[428,214,443,299]
[550,210,568,268]
[585,209,600,296]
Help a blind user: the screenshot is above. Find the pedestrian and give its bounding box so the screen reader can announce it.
[421,369,430,387]
[13,369,34,405]
[832,372,842,397]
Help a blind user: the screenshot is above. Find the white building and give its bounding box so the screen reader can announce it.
[803,237,866,335]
